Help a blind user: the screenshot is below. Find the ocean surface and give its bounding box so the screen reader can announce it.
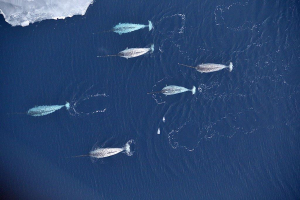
[0,0,299,199]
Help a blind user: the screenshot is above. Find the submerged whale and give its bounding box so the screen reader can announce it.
[73,140,135,159]
[112,21,153,35]
[178,62,233,73]
[98,44,154,59]
[27,102,70,117]
[148,85,196,96]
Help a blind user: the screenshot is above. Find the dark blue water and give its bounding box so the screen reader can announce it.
[1,0,299,199]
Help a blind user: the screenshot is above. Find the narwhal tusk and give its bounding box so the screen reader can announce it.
[178,63,196,68]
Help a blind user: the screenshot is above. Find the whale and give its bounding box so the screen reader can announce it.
[148,85,196,96]
[178,62,233,73]
[73,140,134,159]
[27,102,70,117]
[98,44,154,59]
[112,21,153,35]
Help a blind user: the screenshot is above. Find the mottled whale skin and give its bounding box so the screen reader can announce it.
[27,102,70,117]
[113,21,153,35]
[90,148,124,158]
[196,62,233,73]
[98,44,154,59]
[179,62,233,73]
[161,85,196,96]
[148,85,196,96]
[73,140,135,160]
[90,140,134,158]
[118,44,154,59]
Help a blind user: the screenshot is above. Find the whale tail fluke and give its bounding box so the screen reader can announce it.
[229,62,233,72]
[150,44,155,53]
[178,63,196,69]
[191,86,196,95]
[65,102,70,110]
[123,139,135,156]
[148,21,153,31]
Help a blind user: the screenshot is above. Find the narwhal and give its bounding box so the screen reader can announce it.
[178,62,233,73]
[147,85,196,96]
[27,102,70,117]
[112,21,153,35]
[98,44,154,59]
[73,140,135,159]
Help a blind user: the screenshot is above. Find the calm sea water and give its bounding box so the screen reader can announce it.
[0,0,299,199]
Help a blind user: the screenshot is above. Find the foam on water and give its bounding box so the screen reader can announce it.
[68,85,108,116]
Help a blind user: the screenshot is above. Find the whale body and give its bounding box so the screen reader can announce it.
[90,147,124,158]
[73,140,135,160]
[179,62,233,73]
[161,85,196,95]
[98,44,154,59]
[27,102,70,117]
[113,21,153,35]
[90,140,134,158]
[148,85,196,96]
[118,44,154,59]
[195,62,233,73]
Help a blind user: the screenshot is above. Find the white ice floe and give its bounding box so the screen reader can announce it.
[0,0,93,27]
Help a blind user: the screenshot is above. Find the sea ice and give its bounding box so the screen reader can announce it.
[0,0,93,27]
